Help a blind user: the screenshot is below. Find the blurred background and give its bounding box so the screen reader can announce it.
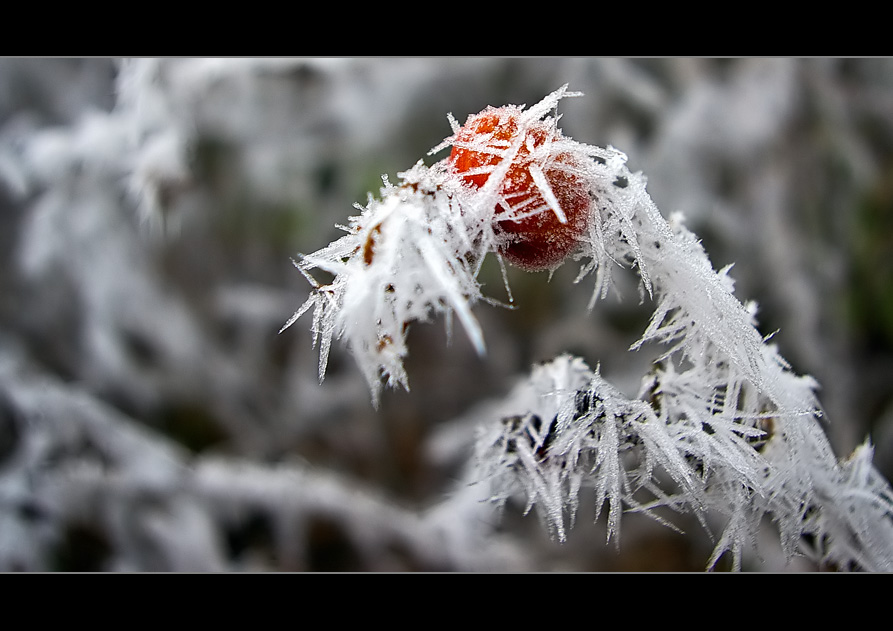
[0,58,891,571]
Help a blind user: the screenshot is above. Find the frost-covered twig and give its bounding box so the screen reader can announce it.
[283,85,609,404]
[285,85,893,570]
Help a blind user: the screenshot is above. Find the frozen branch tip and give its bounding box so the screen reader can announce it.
[281,85,625,404]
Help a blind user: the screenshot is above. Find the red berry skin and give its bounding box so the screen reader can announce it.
[449,107,590,271]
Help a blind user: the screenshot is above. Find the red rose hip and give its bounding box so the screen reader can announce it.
[449,106,590,271]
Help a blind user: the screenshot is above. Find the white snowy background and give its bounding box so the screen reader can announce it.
[1,58,891,571]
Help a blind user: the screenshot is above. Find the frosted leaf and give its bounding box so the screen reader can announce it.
[474,352,893,570]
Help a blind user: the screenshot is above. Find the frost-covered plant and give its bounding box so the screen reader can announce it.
[282,85,602,404]
[282,85,893,570]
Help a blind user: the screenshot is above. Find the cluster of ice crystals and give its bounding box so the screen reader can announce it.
[281,161,492,407]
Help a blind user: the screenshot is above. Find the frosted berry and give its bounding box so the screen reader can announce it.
[449,106,590,271]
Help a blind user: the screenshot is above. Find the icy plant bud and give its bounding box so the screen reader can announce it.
[449,106,591,271]
[283,86,599,404]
